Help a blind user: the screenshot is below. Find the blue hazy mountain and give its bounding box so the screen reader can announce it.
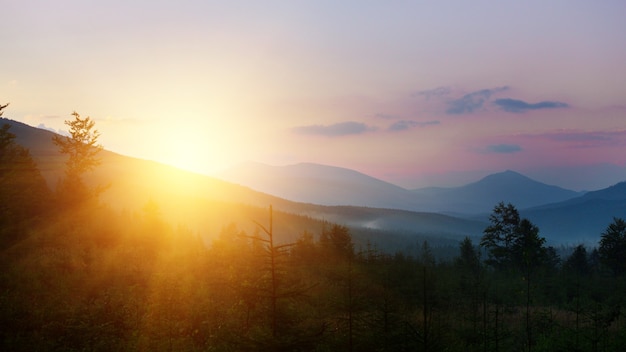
[220,163,581,214]
[412,170,582,214]
[218,162,423,210]
[520,181,626,243]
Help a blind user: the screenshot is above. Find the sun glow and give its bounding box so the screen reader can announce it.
[146,117,246,177]
[162,137,210,174]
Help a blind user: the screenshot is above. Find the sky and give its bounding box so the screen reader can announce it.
[2,0,626,191]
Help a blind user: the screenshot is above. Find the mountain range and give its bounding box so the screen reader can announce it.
[1,118,485,250]
[219,162,583,214]
[216,162,626,243]
[4,117,626,245]
[521,182,626,243]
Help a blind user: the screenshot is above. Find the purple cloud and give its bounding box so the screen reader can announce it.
[388,120,440,131]
[292,121,375,136]
[485,144,522,154]
[541,130,626,147]
[413,86,452,99]
[494,98,569,113]
[446,86,509,114]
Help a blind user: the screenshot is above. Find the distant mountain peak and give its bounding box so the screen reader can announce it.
[473,169,536,187]
[502,169,523,175]
[489,169,527,178]
[217,161,414,208]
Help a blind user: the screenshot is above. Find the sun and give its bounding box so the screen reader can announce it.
[150,121,246,177]
[158,131,213,175]
[135,105,266,178]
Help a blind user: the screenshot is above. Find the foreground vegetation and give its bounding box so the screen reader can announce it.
[2,200,626,351]
[2,109,626,351]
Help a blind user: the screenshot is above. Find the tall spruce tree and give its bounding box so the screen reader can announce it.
[598,217,626,276]
[481,203,552,351]
[52,111,103,205]
[481,202,521,270]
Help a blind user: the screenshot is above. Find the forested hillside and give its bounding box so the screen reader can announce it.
[2,117,488,248]
[2,111,626,351]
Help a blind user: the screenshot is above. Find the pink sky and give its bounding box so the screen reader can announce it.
[2,1,626,190]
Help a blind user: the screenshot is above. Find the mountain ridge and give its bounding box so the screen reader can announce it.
[519,183,626,243]
[2,118,487,249]
[411,169,583,214]
[218,161,419,210]
[220,162,582,214]
[5,117,626,243]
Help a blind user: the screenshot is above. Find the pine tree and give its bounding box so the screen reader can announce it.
[481,202,520,270]
[598,217,626,276]
[52,111,103,205]
[240,206,323,351]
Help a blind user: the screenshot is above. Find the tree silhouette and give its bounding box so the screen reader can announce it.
[320,224,354,260]
[242,206,323,351]
[563,244,590,349]
[481,202,520,270]
[0,113,51,246]
[455,237,485,349]
[0,102,8,116]
[598,217,626,276]
[564,245,590,276]
[514,218,545,352]
[512,219,547,272]
[52,111,103,205]
[481,203,553,351]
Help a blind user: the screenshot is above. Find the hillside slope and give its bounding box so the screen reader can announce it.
[221,162,581,215]
[219,162,421,209]
[521,182,626,243]
[3,118,485,248]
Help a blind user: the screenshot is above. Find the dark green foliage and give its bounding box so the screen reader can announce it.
[320,223,354,259]
[512,218,546,273]
[481,202,554,273]
[598,217,626,275]
[564,244,590,276]
[481,202,521,269]
[0,122,52,247]
[456,237,481,273]
[246,206,323,350]
[454,237,485,350]
[2,194,626,351]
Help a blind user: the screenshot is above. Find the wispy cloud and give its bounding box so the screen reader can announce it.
[446,86,509,114]
[374,113,400,120]
[541,130,626,148]
[494,98,569,113]
[412,86,452,99]
[485,143,522,154]
[292,121,375,136]
[388,120,440,131]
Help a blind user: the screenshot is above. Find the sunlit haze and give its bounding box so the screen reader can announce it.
[3,1,626,190]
